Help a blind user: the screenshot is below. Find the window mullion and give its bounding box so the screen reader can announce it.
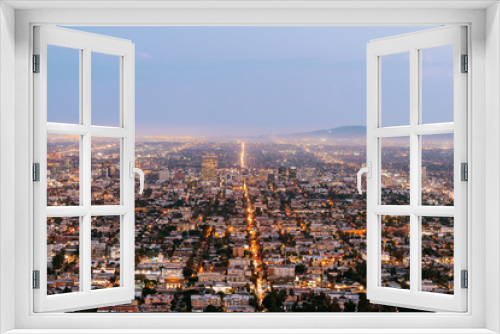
[81,47,92,294]
[409,47,421,294]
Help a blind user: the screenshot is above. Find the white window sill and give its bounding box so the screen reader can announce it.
[4,330,498,334]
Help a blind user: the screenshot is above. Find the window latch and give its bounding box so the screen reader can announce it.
[129,161,145,195]
[356,162,371,194]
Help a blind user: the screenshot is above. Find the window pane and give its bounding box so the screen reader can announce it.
[421,45,454,124]
[47,134,80,206]
[47,45,80,124]
[91,216,121,290]
[381,137,410,205]
[381,52,410,127]
[421,134,454,206]
[381,215,410,290]
[91,137,121,205]
[47,217,80,295]
[91,52,120,127]
[421,217,454,294]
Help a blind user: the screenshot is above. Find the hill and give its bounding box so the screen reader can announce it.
[274,126,366,139]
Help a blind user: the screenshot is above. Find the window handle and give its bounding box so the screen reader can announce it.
[357,162,371,194]
[129,161,144,195]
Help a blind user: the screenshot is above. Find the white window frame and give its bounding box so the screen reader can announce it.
[0,1,499,333]
[365,26,467,312]
[32,26,136,312]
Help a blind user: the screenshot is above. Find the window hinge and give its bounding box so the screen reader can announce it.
[461,54,468,73]
[461,270,468,289]
[33,163,40,182]
[33,54,40,73]
[461,162,468,181]
[33,270,40,289]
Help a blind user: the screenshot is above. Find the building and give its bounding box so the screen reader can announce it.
[158,170,170,182]
[144,293,174,306]
[278,167,287,182]
[102,162,111,179]
[201,155,218,182]
[223,294,250,306]
[191,294,222,309]
[289,166,297,181]
[300,167,316,182]
[267,264,295,278]
[267,170,275,183]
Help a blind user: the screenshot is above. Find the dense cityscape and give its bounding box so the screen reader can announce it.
[46,130,454,312]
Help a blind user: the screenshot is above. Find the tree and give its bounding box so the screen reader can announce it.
[295,263,306,275]
[135,274,146,282]
[330,297,342,312]
[205,305,223,312]
[344,300,357,312]
[249,296,260,311]
[142,286,156,299]
[262,289,284,312]
[182,267,193,278]
[357,293,372,312]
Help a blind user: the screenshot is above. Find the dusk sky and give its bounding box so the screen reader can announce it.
[47,26,453,137]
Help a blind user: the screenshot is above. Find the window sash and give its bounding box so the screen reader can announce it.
[33,25,136,312]
[366,26,467,312]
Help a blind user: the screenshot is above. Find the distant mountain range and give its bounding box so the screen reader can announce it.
[272,126,366,139]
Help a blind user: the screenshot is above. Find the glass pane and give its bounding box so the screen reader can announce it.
[381,137,410,205]
[421,134,454,206]
[381,215,410,290]
[47,45,80,124]
[381,52,410,127]
[91,137,121,205]
[91,216,121,290]
[47,217,80,295]
[421,45,454,124]
[91,52,120,127]
[47,134,80,206]
[421,217,454,294]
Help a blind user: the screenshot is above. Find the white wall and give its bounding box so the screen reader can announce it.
[0,2,16,333]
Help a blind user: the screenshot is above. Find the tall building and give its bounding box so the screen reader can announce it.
[202,155,218,182]
[289,166,297,182]
[267,170,275,183]
[102,162,111,179]
[278,167,287,182]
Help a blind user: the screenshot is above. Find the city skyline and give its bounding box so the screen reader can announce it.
[44,26,455,313]
[46,136,454,312]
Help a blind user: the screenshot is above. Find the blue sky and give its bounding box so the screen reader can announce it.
[47,26,453,136]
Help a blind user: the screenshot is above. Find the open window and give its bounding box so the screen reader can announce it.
[32,24,467,314]
[361,26,467,312]
[33,26,141,312]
